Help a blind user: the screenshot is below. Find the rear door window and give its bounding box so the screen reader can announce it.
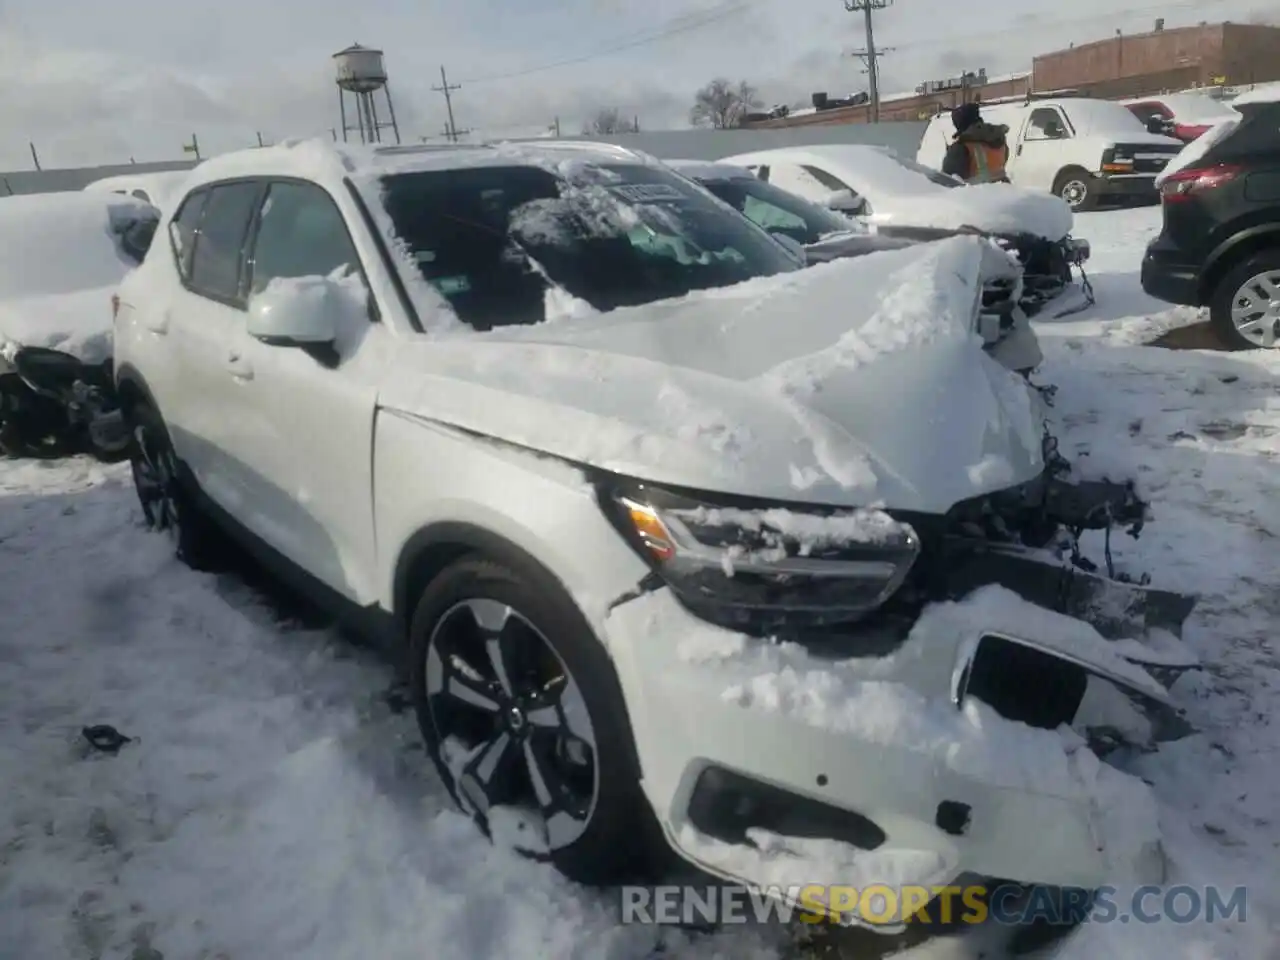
[188,181,262,304]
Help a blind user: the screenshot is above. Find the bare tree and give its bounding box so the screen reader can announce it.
[582,107,639,135]
[689,78,762,129]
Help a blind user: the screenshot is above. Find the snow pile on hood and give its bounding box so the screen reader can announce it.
[1154,115,1241,187]
[0,191,152,360]
[1140,93,1239,125]
[381,235,1046,513]
[873,183,1074,243]
[1230,82,1280,108]
[0,288,120,364]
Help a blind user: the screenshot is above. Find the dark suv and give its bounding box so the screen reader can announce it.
[1140,96,1280,350]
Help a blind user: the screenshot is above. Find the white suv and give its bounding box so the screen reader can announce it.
[113,139,1191,926]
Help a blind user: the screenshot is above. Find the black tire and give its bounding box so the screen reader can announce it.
[409,557,658,886]
[1209,249,1280,351]
[128,403,225,571]
[1052,168,1098,213]
[87,428,135,465]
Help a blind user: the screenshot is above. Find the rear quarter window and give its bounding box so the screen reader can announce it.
[168,189,209,280]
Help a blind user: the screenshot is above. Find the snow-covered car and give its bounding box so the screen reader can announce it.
[717,144,1092,317]
[114,138,1196,925]
[0,191,157,455]
[665,158,1041,373]
[83,170,193,211]
[1123,93,1239,144]
[0,191,158,369]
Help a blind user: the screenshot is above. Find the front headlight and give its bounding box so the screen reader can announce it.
[599,481,921,627]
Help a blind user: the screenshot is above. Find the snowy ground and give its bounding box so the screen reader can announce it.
[1,204,1278,960]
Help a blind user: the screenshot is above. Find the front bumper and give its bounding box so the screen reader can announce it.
[1092,173,1159,202]
[606,582,1176,928]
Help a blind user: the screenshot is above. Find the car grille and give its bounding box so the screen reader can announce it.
[1118,145,1180,175]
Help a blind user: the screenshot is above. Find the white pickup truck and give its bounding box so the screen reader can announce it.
[918,97,1184,211]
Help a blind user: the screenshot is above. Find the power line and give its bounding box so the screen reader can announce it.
[459,0,755,85]
[465,0,1233,93]
[432,65,466,142]
[843,0,893,122]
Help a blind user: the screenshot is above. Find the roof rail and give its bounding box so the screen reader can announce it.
[371,143,493,155]
[522,139,641,159]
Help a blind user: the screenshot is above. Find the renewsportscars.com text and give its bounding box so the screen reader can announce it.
[619,883,1248,927]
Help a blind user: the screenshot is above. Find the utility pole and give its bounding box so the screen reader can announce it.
[844,0,893,123]
[433,65,464,142]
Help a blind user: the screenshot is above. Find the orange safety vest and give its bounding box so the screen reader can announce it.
[964,142,1008,183]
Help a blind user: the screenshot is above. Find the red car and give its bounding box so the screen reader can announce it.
[1125,94,1238,143]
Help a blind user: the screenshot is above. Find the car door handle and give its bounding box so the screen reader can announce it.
[226,351,254,381]
[142,309,170,335]
[1016,144,1023,156]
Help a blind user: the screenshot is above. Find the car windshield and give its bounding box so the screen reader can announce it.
[379,162,799,330]
[696,176,857,245]
[889,153,963,189]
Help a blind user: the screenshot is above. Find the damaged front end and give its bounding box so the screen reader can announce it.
[595,440,1199,759]
[991,232,1095,320]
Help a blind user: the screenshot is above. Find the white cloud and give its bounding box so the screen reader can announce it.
[0,0,1271,169]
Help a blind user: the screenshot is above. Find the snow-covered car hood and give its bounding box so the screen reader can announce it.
[864,185,1074,243]
[0,286,118,368]
[380,236,1045,515]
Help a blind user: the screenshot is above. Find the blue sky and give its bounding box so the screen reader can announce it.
[0,0,1274,168]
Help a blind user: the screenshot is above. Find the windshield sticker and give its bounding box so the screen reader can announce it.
[607,183,686,204]
[431,275,471,296]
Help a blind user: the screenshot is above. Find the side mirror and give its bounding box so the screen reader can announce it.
[246,275,355,347]
[1146,116,1168,135]
[770,232,806,263]
[824,189,865,214]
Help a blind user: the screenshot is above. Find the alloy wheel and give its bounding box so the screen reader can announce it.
[130,424,181,540]
[424,597,599,851]
[1060,180,1088,208]
[1228,270,1280,347]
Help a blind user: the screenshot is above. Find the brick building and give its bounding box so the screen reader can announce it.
[743,19,1280,130]
[1032,20,1280,97]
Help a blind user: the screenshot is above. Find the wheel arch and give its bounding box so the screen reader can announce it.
[1052,165,1091,190]
[114,362,158,415]
[1199,225,1280,303]
[392,521,582,639]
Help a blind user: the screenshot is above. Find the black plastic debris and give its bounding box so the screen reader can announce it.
[82,724,132,755]
[382,683,411,715]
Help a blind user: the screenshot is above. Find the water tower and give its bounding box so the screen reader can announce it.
[333,43,401,144]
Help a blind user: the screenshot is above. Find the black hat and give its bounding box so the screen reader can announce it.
[951,102,981,131]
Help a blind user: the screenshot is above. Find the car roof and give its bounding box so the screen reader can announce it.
[665,159,756,181]
[180,138,656,194]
